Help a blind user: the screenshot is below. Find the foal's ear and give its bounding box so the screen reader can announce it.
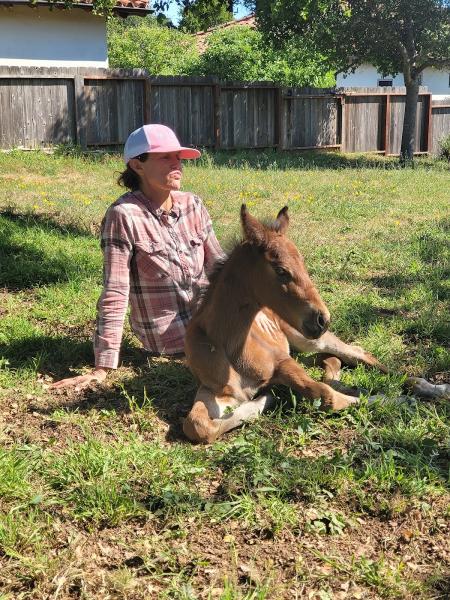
[276,206,289,234]
[241,204,266,246]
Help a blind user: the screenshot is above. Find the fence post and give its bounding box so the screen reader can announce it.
[74,74,87,149]
[384,92,391,155]
[425,93,433,153]
[275,86,283,150]
[144,78,152,124]
[213,81,221,149]
[340,94,346,152]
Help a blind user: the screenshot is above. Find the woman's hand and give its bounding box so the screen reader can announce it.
[50,368,109,391]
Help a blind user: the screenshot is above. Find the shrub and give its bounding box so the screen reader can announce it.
[107,17,198,75]
[188,27,335,87]
[108,18,335,87]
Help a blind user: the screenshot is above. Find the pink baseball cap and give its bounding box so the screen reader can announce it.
[124,124,201,164]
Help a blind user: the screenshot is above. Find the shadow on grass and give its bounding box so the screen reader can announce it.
[1,208,95,239]
[14,337,195,441]
[367,217,450,347]
[0,335,94,373]
[0,211,98,289]
[426,574,450,599]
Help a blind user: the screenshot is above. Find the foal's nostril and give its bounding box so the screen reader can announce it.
[316,312,327,331]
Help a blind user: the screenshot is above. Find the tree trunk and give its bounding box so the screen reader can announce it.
[400,78,420,164]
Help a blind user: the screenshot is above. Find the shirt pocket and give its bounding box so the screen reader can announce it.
[134,240,171,280]
[187,236,205,279]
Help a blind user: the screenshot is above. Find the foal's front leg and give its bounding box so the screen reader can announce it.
[273,356,359,410]
[285,326,450,400]
[283,326,388,372]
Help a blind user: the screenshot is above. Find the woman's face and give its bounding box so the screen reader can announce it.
[130,152,183,193]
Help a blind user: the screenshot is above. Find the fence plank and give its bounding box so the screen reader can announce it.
[0,78,75,149]
[431,100,450,155]
[282,94,339,149]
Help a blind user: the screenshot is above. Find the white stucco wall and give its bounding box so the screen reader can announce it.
[336,63,450,96]
[0,5,108,67]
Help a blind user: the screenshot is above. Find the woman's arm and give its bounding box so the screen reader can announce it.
[93,232,132,370]
[51,206,133,390]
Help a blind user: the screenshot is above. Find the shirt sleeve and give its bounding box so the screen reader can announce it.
[93,206,133,369]
[198,199,226,272]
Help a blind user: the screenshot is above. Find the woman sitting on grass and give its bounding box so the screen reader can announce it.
[52,124,224,390]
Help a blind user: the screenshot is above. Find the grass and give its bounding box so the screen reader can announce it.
[0,148,449,599]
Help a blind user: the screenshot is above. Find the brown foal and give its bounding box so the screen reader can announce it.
[183,205,449,444]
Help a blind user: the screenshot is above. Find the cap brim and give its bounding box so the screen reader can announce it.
[147,146,201,159]
[179,147,201,159]
[127,146,202,163]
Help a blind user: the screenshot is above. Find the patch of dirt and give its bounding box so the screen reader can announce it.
[0,499,448,599]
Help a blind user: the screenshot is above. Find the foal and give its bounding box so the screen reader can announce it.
[183,205,449,444]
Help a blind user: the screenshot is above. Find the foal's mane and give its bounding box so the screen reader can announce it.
[193,219,285,315]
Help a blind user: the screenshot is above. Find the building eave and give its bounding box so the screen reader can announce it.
[0,0,152,16]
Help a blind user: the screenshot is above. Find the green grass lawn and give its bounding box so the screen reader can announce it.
[0,149,449,599]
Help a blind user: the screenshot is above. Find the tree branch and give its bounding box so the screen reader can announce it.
[335,58,361,76]
[417,57,450,73]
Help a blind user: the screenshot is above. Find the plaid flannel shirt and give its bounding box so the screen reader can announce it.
[94,190,224,369]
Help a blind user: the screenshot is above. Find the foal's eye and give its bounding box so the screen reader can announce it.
[274,265,292,283]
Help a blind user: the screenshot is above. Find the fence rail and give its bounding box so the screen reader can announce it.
[1,67,449,156]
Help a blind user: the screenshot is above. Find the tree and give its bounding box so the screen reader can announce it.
[153,0,235,18]
[255,0,450,162]
[179,0,232,33]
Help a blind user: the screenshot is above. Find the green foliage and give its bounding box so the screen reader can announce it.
[256,0,450,158]
[179,0,232,33]
[256,0,450,78]
[36,0,117,16]
[107,16,334,85]
[189,27,335,86]
[107,17,198,75]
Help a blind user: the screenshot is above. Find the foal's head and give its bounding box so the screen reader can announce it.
[241,204,330,339]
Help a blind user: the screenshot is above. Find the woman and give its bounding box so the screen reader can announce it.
[52,124,224,390]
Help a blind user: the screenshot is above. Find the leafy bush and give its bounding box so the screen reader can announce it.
[108,18,335,86]
[107,17,198,75]
[188,27,335,86]
[439,134,450,160]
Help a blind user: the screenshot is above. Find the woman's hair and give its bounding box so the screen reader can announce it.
[117,153,149,191]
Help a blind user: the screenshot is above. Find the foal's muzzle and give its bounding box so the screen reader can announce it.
[302,309,330,339]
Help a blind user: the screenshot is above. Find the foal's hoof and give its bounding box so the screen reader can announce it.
[405,377,450,399]
[326,391,359,411]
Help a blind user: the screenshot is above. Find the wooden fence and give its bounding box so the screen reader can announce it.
[1,67,450,156]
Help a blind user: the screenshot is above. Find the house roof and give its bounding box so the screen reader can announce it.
[194,14,255,51]
[0,0,152,16]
